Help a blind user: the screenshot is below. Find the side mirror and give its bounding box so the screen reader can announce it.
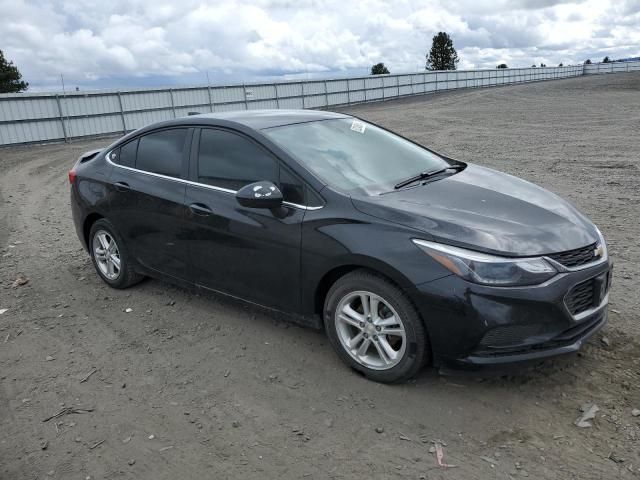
[235,181,283,209]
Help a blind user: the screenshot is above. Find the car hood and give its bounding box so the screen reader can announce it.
[351,164,598,256]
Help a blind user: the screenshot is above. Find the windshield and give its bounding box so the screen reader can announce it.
[263,118,450,195]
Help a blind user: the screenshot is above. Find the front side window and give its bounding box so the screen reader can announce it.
[197,129,278,191]
[280,167,305,205]
[263,118,450,195]
[136,129,187,178]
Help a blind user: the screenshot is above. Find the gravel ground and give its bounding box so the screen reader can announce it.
[1,72,639,480]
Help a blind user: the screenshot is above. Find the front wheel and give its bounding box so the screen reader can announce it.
[89,219,143,289]
[324,270,430,383]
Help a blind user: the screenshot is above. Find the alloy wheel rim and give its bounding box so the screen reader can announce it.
[92,230,121,281]
[335,290,407,370]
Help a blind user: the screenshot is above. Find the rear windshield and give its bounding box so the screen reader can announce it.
[263,118,449,195]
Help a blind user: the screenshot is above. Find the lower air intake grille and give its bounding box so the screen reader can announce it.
[479,324,545,347]
[565,278,596,315]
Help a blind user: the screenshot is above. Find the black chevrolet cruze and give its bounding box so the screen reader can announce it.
[70,109,612,383]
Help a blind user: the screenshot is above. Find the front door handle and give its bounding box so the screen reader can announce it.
[114,182,130,192]
[189,203,213,216]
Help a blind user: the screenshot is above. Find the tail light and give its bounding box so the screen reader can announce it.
[68,169,77,184]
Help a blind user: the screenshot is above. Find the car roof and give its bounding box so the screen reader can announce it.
[186,109,351,130]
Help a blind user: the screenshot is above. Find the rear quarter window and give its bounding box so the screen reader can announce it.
[119,139,138,168]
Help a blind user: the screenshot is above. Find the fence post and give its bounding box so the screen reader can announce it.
[324,80,329,108]
[396,75,400,97]
[274,84,280,109]
[169,89,177,117]
[116,91,126,134]
[55,94,68,143]
[206,84,214,112]
[242,84,249,110]
[346,79,351,105]
[300,82,305,109]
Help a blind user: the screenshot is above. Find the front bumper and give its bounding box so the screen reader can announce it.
[414,257,612,367]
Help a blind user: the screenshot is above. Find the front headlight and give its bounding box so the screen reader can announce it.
[595,226,607,261]
[412,239,557,286]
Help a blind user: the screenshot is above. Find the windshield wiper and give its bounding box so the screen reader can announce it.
[393,164,464,190]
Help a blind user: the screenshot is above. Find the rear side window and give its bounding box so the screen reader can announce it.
[197,129,278,190]
[136,129,187,178]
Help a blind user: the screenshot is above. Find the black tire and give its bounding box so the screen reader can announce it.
[89,218,143,289]
[324,269,430,383]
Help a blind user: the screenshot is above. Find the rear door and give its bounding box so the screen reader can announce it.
[183,127,306,311]
[107,128,192,280]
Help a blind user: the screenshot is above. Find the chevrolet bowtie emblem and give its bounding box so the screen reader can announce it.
[594,245,604,258]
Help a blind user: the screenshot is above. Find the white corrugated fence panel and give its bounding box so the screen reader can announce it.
[0,119,64,144]
[303,82,325,95]
[0,97,59,121]
[121,91,172,111]
[276,83,303,98]
[172,88,210,107]
[327,92,349,105]
[248,99,280,110]
[326,80,347,93]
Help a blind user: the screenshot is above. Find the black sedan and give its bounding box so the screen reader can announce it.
[69,109,611,383]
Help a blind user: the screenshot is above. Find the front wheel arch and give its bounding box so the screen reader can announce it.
[313,257,421,317]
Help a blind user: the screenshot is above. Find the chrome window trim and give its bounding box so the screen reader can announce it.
[105,149,323,210]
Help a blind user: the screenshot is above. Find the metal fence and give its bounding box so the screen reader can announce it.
[1,62,639,146]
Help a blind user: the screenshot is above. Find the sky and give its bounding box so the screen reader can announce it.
[1,0,639,91]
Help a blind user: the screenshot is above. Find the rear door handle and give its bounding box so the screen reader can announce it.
[189,203,213,216]
[114,182,130,192]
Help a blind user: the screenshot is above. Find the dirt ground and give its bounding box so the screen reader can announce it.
[1,73,639,480]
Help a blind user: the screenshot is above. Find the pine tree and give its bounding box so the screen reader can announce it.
[0,50,28,93]
[426,32,459,71]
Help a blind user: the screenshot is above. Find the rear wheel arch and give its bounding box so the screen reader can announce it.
[83,213,104,249]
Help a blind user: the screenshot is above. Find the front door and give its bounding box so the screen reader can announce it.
[183,127,305,311]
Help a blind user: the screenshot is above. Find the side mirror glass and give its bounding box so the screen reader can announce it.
[235,181,283,209]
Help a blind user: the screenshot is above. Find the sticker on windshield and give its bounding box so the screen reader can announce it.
[350,120,366,134]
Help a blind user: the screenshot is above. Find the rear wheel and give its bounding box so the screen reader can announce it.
[89,219,143,289]
[324,270,429,383]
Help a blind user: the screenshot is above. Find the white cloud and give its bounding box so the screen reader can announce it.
[1,0,638,89]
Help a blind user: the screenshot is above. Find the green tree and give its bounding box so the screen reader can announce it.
[540,63,546,67]
[531,64,537,67]
[370,63,390,75]
[603,56,610,63]
[0,49,28,93]
[558,62,563,67]
[584,59,592,64]
[426,32,459,71]
[496,63,508,68]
